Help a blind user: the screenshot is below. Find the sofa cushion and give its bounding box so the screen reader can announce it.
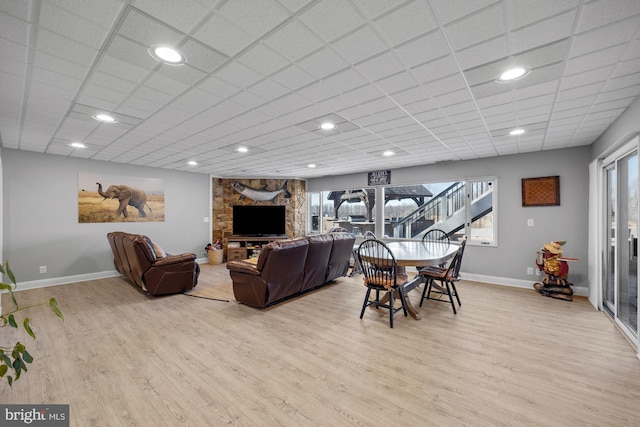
[301,234,334,292]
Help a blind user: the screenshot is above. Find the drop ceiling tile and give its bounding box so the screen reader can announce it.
[270,65,316,91]
[75,94,119,112]
[237,44,290,77]
[218,0,288,38]
[296,47,349,79]
[411,55,460,85]
[82,83,129,104]
[197,75,241,98]
[394,30,450,69]
[49,0,124,28]
[145,72,190,95]
[116,7,184,48]
[193,14,254,57]
[571,16,640,57]
[576,0,640,33]
[0,10,29,44]
[560,66,612,90]
[39,2,108,49]
[171,88,222,114]
[428,0,499,25]
[510,10,575,54]
[36,28,99,65]
[133,0,209,33]
[508,0,579,29]
[156,63,206,86]
[216,61,265,89]
[604,72,640,91]
[332,25,388,64]
[565,45,626,75]
[443,2,505,51]
[298,0,365,43]
[263,19,324,62]
[95,54,150,83]
[247,78,289,100]
[375,71,418,95]
[180,39,229,73]
[104,34,158,70]
[374,0,437,47]
[228,90,267,108]
[454,36,508,71]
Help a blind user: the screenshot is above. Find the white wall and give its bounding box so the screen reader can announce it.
[2,149,211,286]
[309,147,590,294]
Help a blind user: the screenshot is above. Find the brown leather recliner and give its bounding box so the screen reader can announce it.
[326,231,356,282]
[301,234,334,293]
[228,238,309,307]
[107,231,200,296]
[227,232,356,308]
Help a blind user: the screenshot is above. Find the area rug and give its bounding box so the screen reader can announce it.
[183,263,236,302]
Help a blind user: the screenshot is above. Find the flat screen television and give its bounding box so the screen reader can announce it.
[232,205,286,236]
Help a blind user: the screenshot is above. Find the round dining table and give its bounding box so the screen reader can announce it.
[361,240,459,320]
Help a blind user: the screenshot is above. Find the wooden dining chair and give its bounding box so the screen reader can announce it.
[422,229,449,244]
[356,239,408,328]
[364,230,377,240]
[418,236,467,314]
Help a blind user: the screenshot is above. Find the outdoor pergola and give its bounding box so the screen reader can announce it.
[327,185,433,222]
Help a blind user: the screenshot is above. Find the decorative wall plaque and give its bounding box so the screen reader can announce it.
[522,176,560,207]
[368,170,391,186]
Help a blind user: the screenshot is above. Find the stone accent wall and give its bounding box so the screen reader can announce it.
[212,178,306,261]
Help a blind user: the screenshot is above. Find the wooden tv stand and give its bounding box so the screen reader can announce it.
[226,235,288,261]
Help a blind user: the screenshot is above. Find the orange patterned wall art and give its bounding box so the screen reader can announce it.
[521,176,560,207]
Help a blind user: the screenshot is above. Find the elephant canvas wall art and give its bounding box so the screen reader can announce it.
[78,172,164,223]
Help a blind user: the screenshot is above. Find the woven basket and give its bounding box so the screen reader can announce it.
[207,250,223,265]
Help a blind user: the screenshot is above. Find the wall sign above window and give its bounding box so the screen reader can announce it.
[368,170,391,186]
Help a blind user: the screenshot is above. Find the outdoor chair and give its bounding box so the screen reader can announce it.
[418,236,467,314]
[357,239,408,328]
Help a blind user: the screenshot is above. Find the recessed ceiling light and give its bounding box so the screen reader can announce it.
[237,146,249,153]
[320,122,335,130]
[68,142,86,148]
[496,67,530,82]
[92,113,117,123]
[308,163,317,168]
[383,150,395,157]
[149,46,185,65]
[509,128,526,136]
[187,160,198,166]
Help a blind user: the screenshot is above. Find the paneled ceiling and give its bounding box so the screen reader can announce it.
[1,0,639,178]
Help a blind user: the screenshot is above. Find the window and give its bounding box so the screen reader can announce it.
[308,178,497,246]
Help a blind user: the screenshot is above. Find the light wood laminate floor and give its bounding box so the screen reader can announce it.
[2,263,640,426]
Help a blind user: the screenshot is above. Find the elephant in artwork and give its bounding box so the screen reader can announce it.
[96,183,151,218]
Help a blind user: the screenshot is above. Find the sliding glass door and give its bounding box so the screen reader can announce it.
[602,147,638,340]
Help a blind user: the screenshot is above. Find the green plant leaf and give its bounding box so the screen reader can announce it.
[7,375,13,387]
[0,364,7,377]
[8,314,17,328]
[0,283,12,291]
[22,350,33,364]
[23,318,36,339]
[0,352,11,366]
[49,298,64,320]
[6,264,16,285]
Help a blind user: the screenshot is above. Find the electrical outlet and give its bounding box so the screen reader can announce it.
[39,266,47,274]
[527,267,534,275]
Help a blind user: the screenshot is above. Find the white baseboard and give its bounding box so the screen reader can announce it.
[14,270,121,292]
[462,272,588,297]
[5,268,587,296]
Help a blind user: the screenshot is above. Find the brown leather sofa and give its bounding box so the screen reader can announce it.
[226,232,356,308]
[107,231,200,296]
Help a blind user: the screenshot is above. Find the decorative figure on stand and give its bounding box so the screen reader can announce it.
[533,241,578,301]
